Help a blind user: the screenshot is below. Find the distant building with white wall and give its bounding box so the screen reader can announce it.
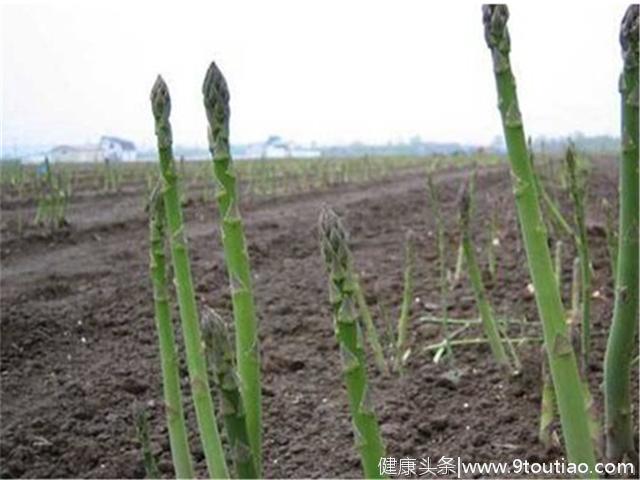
[48,136,137,163]
[236,136,321,159]
[99,136,137,161]
[49,144,103,163]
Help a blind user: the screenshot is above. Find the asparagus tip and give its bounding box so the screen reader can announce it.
[203,61,230,115]
[482,4,509,49]
[319,206,349,268]
[200,306,228,348]
[150,75,171,121]
[459,184,471,230]
[565,144,576,170]
[620,5,639,65]
[202,62,231,152]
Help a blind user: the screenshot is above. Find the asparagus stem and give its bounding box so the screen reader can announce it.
[565,147,591,371]
[453,242,464,284]
[567,262,602,456]
[452,172,476,284]
[353,276,389,374]
[201,307,258,479]
[319,208,386,479]
[602,198,618,279]
[571,257,581,328]
[459,187,511,371]
[427,173,455,363]
[499,320,522,372]
[604,4,640,463]
[203,61,262,475]
[482,5,596,470]
[554,240,563,287]
[424,336,540,352]
[149,191,194,479]
[135,405,161,480]
[418,315,529,326]
[488,209,498,280]
[538,355,557,449]
[530,148,575,240]
[151,76,229,479]
[395,230,416,371]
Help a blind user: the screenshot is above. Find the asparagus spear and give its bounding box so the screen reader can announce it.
[482,5,596,470]
[565,147,591,371]
[529,144,575,240]
[353,277,389,375]
[202,61,263,475]
[554,240,563,286]
[148,189,194,479]
[395,229,416,371]
[151,76,229,479]
[201,307,257,479]
[319,207,386,479]
[426,173,455,363]
[134,405,161,480]
[459,186,511,371]
[453,170,476,284]
[604,4,639,463]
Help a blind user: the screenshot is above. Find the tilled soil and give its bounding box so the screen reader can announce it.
[0,158,637,478]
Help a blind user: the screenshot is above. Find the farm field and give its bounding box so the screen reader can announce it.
[2,3,638,479]
[1,155,635,478]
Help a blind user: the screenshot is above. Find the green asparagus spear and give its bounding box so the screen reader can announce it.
[395,230,416,371]
[202,61,262,475]
[319,207,386,479]
[201,307,257,479]
[353,277,389,375]
[565,147,591,371]
[149,190,194,479]
[151,75,229,479]
[482,5,596,470]
[134,405,161,480]
[426,173,455,363]
[604,4,639,463]
[459,187,511,371]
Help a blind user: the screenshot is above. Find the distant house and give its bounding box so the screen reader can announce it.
[49,144,103,163]
[236,136,321,160]
[99,136,137,162]
[48,136,137,163]
[262,136,291,158]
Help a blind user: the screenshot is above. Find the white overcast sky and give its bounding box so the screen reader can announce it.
[0,0,632,151]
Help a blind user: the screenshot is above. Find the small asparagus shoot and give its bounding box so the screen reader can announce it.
[319,207,386,479]
[134,405,160,480]
[565,146,591,371]
[453,169,477,284]
[353,277,389,374]
[427,172,455,363]
[201,307,257,479]
[395,230,416,371]
[554,240,563,287]
[529,145,575,240]
[459,186,511,372]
